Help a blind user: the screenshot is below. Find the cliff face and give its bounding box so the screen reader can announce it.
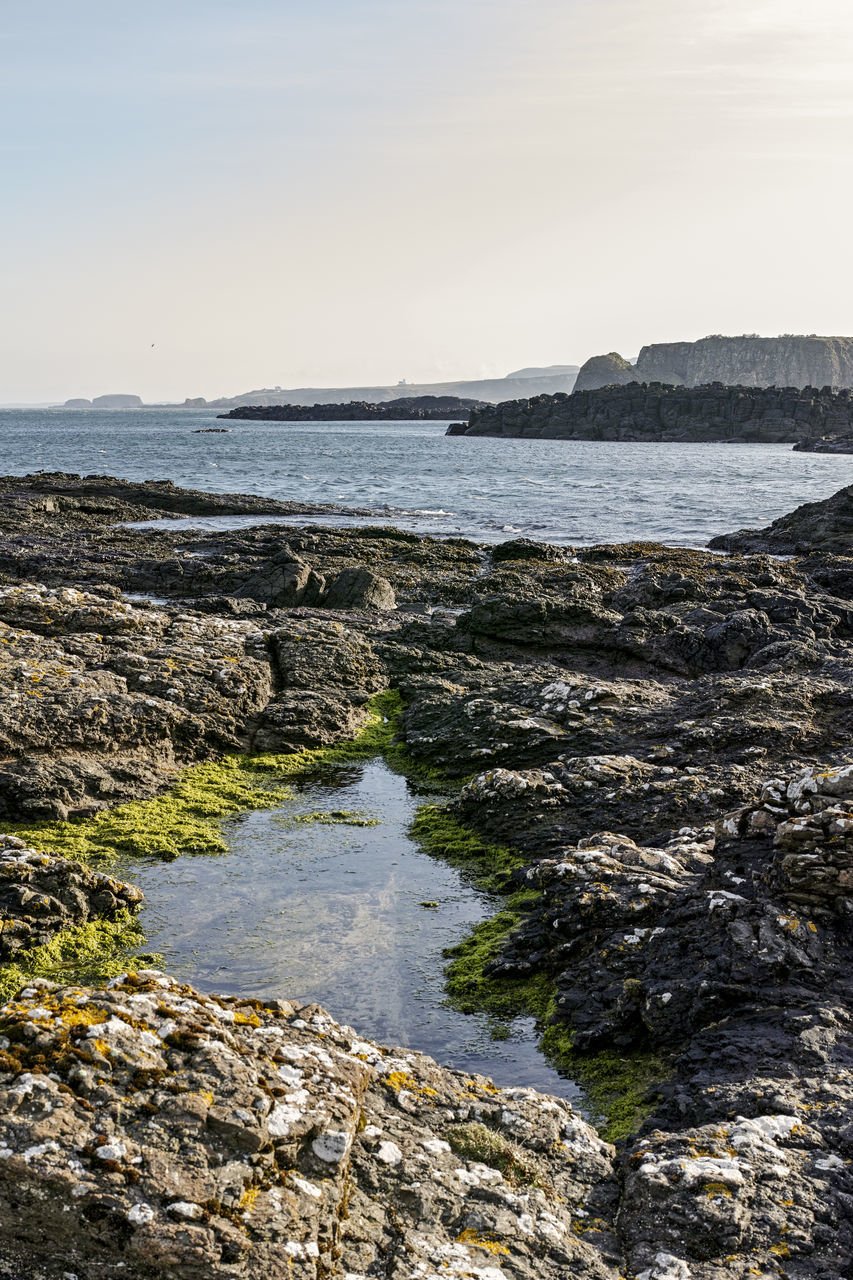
[635,334,853,388]
[448,381,853,443]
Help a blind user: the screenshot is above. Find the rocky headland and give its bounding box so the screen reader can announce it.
[217,396,483,422]
[575,334,853,392]
[0,474,852,1275]
[448,381,853,445]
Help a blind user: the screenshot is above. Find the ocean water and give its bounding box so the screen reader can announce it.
[2,407,852,545]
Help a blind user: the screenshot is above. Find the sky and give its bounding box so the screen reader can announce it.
[3,0,853,403]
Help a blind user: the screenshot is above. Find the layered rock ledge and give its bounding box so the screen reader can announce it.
[0,973,618,1280]
[447,382,853,444]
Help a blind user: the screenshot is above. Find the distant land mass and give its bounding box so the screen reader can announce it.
[218,395,482,422]
[447,382,853,445]
[64,394,143,409]
[574,334,853,391]
[187,365,579,410]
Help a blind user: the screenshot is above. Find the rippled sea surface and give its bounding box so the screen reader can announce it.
[3,407,853,544]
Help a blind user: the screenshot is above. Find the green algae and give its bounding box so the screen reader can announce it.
[0,911,153,1003]
[7,758,295,863]
[408,805,525,893]
[544,1043,668,1144]
[434,818,669,1142]
[444,908,666,1140]
[286,810,380,827]
[7,690,403,865]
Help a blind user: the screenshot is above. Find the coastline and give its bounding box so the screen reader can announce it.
[0,473,850,1276]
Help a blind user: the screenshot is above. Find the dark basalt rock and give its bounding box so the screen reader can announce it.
[448,381,853,444]
[710,481,853,554]
[218,395,482,422]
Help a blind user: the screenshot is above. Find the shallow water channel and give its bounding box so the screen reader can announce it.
[115,759,580,1101]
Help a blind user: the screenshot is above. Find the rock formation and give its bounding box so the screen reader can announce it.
[448,381,853,443]
[573,353,637,392]
[91,395,144,409]
[793,432,853,454]
[218,396,483,422]
[709,480,853,555]
[577,334,853,390]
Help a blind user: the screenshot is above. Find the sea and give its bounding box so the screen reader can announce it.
[3,406,852,545]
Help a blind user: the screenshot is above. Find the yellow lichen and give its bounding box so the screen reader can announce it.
[383,1071,437,1098]
[456,1228,510,1256]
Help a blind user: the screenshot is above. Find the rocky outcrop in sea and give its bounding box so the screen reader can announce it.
[709,482,853,555]
[217,396,483,422]
[0,473,853,1276]
[448,381,853,444]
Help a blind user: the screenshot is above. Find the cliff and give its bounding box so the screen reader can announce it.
[576,334,853,391]
[448,381,853,443]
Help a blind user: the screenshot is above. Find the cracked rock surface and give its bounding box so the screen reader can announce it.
[0,974,617,1280]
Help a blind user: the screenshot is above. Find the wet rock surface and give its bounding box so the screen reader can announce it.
[0,474,853,1275]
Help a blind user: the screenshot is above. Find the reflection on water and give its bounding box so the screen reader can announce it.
[115,759,580,1100]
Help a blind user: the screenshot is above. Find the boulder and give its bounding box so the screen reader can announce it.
[322,567,396,611]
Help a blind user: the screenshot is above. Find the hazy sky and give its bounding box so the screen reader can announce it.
[3,0,853,402]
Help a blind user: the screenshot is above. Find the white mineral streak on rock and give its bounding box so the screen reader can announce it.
[376,1141,403,1166]
[166,1201,203,1219]
[267,1104,302,1137]
[639,1154,744,1188]
[94,1143,126,1162]
[290,1175,322,1198]
[311,1129,350,1163]
[636,1254,692,1280]
[127,1203,154,1225]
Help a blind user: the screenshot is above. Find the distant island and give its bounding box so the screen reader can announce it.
[447,381,853,445]
[64,394,143,409]
[218,395,483,422]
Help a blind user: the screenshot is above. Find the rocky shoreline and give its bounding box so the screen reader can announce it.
[447,381,853,446]
[0,473,852,1276]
